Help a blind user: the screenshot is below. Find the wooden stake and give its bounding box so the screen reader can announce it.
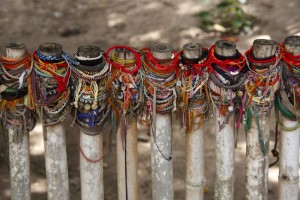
[246,39,277,200]
[76,45,105,200]
[278,36,300,200]
[213,40,235,200]
[115,48,139,200]
[183,43,206,200]
[5,43,31,200]
[150,43,174,200]
[39,43,70,200]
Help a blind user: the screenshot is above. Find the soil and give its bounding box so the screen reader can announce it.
[1,0,300,199]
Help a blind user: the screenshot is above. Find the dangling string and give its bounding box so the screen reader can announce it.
[70,49,111,133]
[30,49,72,126]
[106,46,142,137]
[74,79,84,108]
[279,43,300,120]
[91,81,99,108]
[245,44,281,155]
[106,46,142,156]
[0,49,36,134]
[208,45,246,132]
[177,47,211,133]
[143,48,179,161]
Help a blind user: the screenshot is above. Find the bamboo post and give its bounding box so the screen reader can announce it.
[80,131,103,200]
[115,48,139,200]
[183,43,206,200]
[5,43,31,200]
[39,43,70,200]
[213,41,235,200]
[8,128,31,200]
[150,43,174,200]
[278,36,300,200]
[73,45,105,200]
[116,117,138,200]
[246,39,277,200]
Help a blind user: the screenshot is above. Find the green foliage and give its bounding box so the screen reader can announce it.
[197,0,256,35]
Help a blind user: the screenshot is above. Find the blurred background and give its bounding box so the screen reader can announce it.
[0,0,300,199]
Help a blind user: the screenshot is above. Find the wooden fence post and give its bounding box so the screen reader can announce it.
[278,35,300,200]
[4,43,32,200]
[182,43,207,200]
[74,45,106,200]
[245,39,278,200]
[38,43,70,200]
[212,40,236,200]
[149,43,174,200]
[113,48,139,200]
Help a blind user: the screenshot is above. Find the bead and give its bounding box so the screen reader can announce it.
[238,90,243,97]
[92,103,98,110]
[230,70,239,76]
[118,92,123,99]
[129,83,134,88]
[217,117,222,122]
[228,106,234,112]
[84,104,91,111]
[242,114,246,120]
[257,90,262,96]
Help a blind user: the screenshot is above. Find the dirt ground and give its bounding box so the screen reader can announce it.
[1,0,300,199]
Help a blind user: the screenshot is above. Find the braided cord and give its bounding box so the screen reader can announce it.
[177,49,211,132]
[0,50,36,132]
[31,50,71,124]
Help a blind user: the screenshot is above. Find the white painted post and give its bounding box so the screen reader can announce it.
[213,41,236,200]
[278,119,300,200]
[80,131,104,200]
[4,43,31,200]
[150,44,174,200]
[278,36,300,200]
[44,124,70,200]
[246,39,277,200]
[115,47,139,200]
[151,113,173,200]
[74,45,105,200]
[246,113,269,200]
[117,117,138,200]
[8,128,31,200]
[39,43,70,200]
[125,118,138,200]
[183,43,206,200]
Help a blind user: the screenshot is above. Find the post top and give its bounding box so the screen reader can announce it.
[253,39,276,46]
[5,42,27,59]
[183,43,202,59]
[252,39,277,59]
[284,35,300,55]
[38,42,63,58]
[77,45,101,58]
[150,43,172,60]
[215,40,236,57]
[5,42,26,50]
[115,47,135,60]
